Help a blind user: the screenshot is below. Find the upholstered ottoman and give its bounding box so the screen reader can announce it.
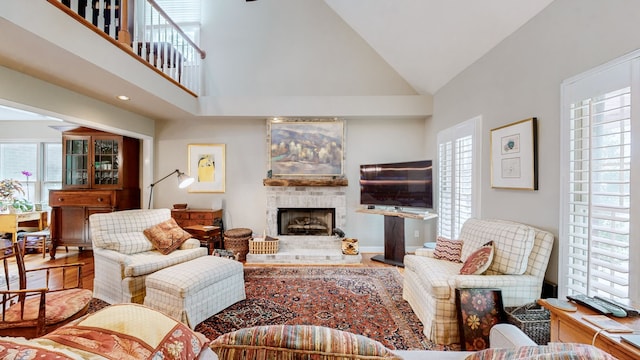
[143,255,246,329]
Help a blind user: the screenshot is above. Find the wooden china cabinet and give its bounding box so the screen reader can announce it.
[49,127,140,259]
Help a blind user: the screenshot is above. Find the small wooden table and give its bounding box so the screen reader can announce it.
[183,224,221,255]
[539,298,640,360]
[0,211,47,243]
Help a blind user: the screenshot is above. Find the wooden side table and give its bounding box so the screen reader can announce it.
[539,299,640,360]
[183,225,221,255]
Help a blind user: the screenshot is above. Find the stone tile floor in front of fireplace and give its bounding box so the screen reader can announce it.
[245,236,362,265]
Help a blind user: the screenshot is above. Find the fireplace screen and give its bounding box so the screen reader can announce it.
[277,208,335,236]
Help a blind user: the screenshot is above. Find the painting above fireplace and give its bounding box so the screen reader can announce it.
[267,118,345,177]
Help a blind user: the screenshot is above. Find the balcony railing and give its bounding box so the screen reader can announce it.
[48,0,205,96]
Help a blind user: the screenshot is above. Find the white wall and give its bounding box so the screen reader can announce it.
[153,116,429,249]
[201,0,416,97]
[430,0,640,284]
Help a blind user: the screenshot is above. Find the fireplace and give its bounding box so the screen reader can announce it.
[278,208,335,236]
[265,185,347,238]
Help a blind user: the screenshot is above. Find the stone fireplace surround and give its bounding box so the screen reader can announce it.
[245,179,362,264]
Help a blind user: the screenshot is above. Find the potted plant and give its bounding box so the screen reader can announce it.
[12,198,34,213]
[0,179,25,213]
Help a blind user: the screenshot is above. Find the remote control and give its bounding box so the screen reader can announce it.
[567,294,628,317]
[594,296,639,317]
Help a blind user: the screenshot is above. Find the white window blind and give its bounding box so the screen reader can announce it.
[437,116,481,239]
[560,51,640,303]
[154,0,201,24]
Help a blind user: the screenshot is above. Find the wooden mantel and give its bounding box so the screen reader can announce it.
[263,178,348,187]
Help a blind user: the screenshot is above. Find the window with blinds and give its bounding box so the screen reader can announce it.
[566,88,631,300]
[560,50,640,304]
[437,117,481,239]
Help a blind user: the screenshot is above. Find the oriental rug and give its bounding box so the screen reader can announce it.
[89,267,456,351]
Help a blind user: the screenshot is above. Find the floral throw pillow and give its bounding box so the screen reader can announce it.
[459,241,494,275]
[143,218,192,255]
[433,236,463,262]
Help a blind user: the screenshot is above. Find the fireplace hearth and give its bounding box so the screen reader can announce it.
[246,184,361,265]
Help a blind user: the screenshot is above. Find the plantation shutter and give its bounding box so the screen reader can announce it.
[438,140,454,238]
[437,117,481,239]
[154,0,201,24]
[561,54,640,302]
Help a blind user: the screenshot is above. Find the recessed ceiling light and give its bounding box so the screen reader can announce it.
[116,95,130,101]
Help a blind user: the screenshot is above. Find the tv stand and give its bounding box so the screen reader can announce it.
[357,208,437,267]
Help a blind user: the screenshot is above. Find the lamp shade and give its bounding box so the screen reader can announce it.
[177,172,195,188]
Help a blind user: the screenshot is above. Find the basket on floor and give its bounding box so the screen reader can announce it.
[505,302,550,345]
[249,236,279,254]
[224,228,252,261]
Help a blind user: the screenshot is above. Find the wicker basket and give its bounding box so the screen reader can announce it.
[505,302,550,345]
[224,228,252,261]
[249,238,279,254]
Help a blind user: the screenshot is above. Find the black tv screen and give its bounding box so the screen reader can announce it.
[359,160,433,209]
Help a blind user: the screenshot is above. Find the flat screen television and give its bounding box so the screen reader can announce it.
[359,160,433,209]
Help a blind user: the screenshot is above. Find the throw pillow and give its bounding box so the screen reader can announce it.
[143,218,192,255]
[433,236,463,262]
[464,343,618,360]
[210,325,401,359]
[460,241,494,275]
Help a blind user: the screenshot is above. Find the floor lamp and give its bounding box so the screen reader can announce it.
[148,169,195,209]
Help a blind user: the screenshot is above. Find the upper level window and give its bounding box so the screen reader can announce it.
[560,50,640,304]
[437,116,482,239]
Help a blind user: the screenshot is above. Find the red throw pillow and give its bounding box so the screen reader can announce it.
[459,241,494,275]
[143,218,192,255]
[433,236,463,263]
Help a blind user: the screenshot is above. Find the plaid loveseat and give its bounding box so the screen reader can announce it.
[402,218,554,345]
[89,209,207,304]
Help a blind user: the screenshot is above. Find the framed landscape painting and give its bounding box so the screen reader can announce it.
[187,143,225,193]
[268,118,345,176]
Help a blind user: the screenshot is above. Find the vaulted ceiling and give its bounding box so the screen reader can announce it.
[326,0,555,95]
[0,0,555,121]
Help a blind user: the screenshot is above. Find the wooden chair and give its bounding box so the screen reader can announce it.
[18,228,51,258]
[0,240,93,338]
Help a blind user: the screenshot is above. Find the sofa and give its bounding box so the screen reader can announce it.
[0,304,615,360]
[403,218,554,345]
[89,208,207,304]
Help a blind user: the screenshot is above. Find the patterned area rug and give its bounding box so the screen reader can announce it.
[89,267,455,350]
[197,267,435,350]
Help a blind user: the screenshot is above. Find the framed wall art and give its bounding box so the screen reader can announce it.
[267,118,345,177]
[187,143,225,193]
[490,117,538,190]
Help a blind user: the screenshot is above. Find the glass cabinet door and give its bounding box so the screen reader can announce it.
[64,138,89,186]
[94,138,120,186]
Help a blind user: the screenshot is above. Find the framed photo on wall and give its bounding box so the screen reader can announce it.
[187,143,225,193]
[490,118,538,190]
[267,118,345,177]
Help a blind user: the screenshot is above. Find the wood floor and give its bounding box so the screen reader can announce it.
[22,248,400,292]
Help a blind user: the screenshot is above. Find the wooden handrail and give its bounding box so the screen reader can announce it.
[146,0,206,59]
[45,0,202,96]
[46,0,198,96]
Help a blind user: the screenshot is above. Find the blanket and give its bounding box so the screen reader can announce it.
[0,304,209,360]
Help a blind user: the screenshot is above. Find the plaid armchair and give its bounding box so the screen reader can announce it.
[89,209,207,304]
[402,218,554,345]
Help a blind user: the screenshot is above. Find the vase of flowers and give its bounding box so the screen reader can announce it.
[0,179,25,213]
